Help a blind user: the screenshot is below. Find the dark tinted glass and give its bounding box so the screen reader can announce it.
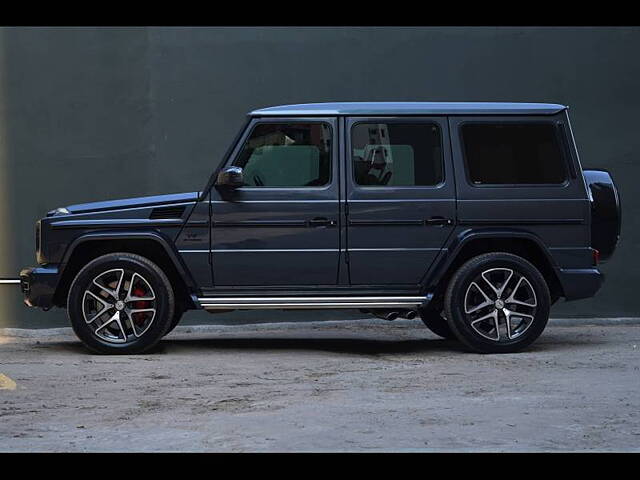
[234,123,331,187]
[351,123,443,186]
[462,123,567,185]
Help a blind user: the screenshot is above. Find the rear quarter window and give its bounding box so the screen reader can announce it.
[461,123,567,185]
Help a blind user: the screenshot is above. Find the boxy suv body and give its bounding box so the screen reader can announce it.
[20,102,621,354]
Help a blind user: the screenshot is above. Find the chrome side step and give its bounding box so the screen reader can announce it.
[197,296,427,310]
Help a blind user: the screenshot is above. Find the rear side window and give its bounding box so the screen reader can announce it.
[351,123,443,187]
[461,123,567,185]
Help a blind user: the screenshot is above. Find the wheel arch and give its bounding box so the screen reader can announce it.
[425,229,564,304]
[53,231,197,310]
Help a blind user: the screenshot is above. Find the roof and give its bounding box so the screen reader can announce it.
[249,102,567,117]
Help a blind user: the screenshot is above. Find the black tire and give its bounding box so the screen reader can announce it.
[418,305,456,340]
[163,307,184,337]
[67,252,175,354]
[444,252,550,354]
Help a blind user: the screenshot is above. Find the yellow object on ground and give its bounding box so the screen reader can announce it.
[0,373,17,390]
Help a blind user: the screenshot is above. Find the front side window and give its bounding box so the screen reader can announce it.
[351,123,443,187]
[233,122,331,187]
[462,123,567,185]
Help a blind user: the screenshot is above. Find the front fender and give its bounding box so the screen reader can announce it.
[59,230,197,291]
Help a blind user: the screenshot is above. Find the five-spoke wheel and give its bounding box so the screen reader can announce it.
[82,268,158,344]
[68,253,174,354]
[463,267,537,342]
[444,252,550,353]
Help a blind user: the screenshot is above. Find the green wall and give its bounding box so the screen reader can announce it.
[1,27,638,328]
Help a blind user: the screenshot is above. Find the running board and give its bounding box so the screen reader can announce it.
[197,296,428,310]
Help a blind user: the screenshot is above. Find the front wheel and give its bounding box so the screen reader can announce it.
[163,307,184,337]
[444,252,550,354]
[67,253,175,354]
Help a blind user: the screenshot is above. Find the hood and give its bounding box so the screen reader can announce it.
[51,192,201,216]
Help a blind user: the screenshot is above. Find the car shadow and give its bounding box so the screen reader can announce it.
[157,336,461,356]
[155,334,606,355]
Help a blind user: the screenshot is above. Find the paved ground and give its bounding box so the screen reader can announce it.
[0,318,639,452]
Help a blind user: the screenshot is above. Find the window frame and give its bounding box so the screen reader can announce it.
[349,119,446,190]
[228,118,335,191]
[458,119,571,189]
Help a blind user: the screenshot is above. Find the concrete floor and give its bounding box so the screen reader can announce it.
[0,318,639,452]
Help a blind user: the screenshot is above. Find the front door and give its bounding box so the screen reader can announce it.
[345,116,456,286]
[210,117,340,287]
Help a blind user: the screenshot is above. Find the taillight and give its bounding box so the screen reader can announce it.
[592,248,600,266]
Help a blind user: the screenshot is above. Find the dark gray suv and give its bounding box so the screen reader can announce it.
[20,102,621,354]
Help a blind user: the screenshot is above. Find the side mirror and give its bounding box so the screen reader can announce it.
[215,166,244,189]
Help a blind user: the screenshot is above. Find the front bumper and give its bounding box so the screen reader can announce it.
[557,267,604,301]
[19,266,60,309]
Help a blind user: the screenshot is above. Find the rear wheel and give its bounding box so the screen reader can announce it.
[67,253,175,354]
[444,252,550,353]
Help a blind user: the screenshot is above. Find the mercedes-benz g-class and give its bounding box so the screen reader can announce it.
[20,102,621,354]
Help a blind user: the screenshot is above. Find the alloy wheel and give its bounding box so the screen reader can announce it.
[463,267,537,342]
[81,268,157,344]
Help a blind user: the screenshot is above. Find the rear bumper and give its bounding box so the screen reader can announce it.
[19,266,60,309]
[557,267,604,301]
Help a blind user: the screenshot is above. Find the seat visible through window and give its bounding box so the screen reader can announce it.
[351,123,443,187]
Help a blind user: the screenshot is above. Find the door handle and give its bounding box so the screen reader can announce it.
[308,217,335,227]
[425,217,453,226]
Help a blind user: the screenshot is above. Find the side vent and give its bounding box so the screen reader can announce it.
[149,205,186,220]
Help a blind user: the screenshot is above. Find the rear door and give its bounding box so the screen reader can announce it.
[345,117,456,286]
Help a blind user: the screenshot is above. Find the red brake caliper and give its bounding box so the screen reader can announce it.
[132,287,148,325]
